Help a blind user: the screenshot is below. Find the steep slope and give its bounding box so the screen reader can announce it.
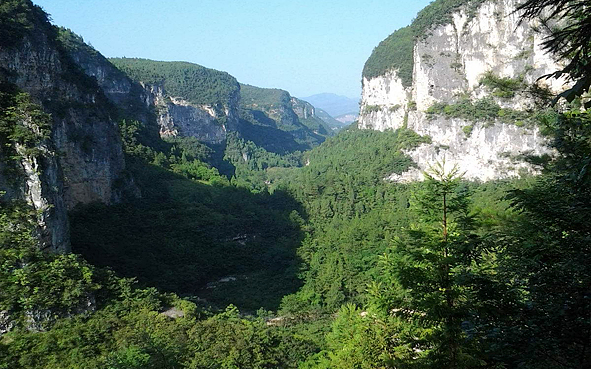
[100,57,331,153]
[239,84,332,152]
[31,29,308,309]
[56,29,163,151]
[54,29,332,201]
[314,107,348,131]
[0,1,129,252]
[109,58,240,144]
[359,0,566,181]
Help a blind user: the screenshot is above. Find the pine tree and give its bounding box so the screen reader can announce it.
[517,0,591,104]
[368,161,488,368]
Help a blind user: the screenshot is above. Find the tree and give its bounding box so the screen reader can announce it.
[322,161,494,368]
[496,109,591,368]
[517,0,591,104]
[385,162,484,368]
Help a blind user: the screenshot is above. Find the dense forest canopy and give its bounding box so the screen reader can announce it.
[237,84,331,151]
[1,0,591,368]
[240,84,292,109]
[110,57,240,106]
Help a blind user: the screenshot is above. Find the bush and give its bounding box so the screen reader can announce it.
[426,96,538,126]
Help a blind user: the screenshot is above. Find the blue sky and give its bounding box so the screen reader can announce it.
[35,0,431,99]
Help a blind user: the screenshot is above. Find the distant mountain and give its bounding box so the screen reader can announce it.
[300,93,359,117]
[239,84,333,152]
[334,112,359,125]
[315,108,350,131]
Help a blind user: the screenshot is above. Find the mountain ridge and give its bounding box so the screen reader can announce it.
[300,92,359,118]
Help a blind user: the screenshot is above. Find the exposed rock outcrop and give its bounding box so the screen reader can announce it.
[360,0,567,181]
[0,5,128,252]
[148,82,239,144]
[107,57,242,145]
[239,84,331,151]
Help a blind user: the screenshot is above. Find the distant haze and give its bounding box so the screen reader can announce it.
[300,93,359,117]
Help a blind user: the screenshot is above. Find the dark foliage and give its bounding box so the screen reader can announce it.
[517,0,591,104]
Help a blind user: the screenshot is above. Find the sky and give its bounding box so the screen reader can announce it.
[34,0,432,99]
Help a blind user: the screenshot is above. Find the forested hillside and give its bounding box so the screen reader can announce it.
[109,58,240,107]
[239,84,332,151]
[1,0,591,368]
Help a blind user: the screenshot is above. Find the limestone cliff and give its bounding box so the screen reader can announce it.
[60,29,155,128]
[66,41,332,152]
[0,3,128,252]
[148,82,238,144]
[109,58,241,145]
[359,0,566,181]
[290,97,332,137]
[61,33,332,158]
[57,39,233,146]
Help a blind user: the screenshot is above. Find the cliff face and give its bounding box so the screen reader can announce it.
[290,97,332,137]
[0,32,126,207]
[107,58,242,145]
[359,0,566,181]
[0,6,128,252]
[0,102,69,253]
[149,83,239,144]
[62,33,154,127]
[66,40,331,157]
[73,54,238,145]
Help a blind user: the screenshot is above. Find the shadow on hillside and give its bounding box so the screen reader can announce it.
[237,117,307,154]
[69,157,306,312]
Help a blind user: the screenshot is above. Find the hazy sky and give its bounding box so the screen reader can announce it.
[35,0,431,99]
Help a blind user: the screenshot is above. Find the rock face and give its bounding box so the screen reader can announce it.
[149,83,238,144]
[359,0,566,181]
[0,32,126,207]
[107,57,242,145]
[81,56,331,151]
[0,8,128,252]
[64,37,225,146]
[290,97,332,137]
[291,97,316,121]
[63,35,154,127]
[66,38,332,156]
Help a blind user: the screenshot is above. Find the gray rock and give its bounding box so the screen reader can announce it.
[359,0,566,181]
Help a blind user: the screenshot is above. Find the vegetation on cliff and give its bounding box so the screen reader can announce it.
[517,0,591,104]
[363,26,415,86]
[425,95,554,127]
[363,0,486,84]
[2,0,591,368]
[0,0,47,48]
[110,58,240,106]
[0,84,51,171]
[239,84,331,151]
[240,84,290,109]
